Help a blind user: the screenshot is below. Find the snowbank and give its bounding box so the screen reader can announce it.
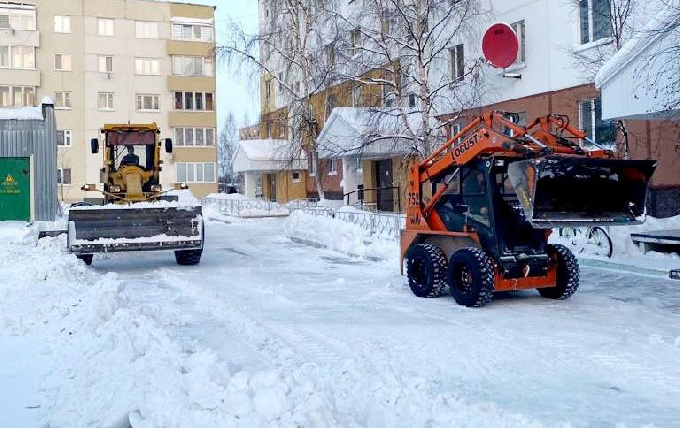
[284,210,398,262]
[205,192,246,200]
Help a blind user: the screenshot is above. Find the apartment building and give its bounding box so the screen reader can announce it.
[252,0,679,216]
[0,0,217,202]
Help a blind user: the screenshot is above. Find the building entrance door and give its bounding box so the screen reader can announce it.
[375,159,393,212]
[0,157,31,221]
[268,173,277,201]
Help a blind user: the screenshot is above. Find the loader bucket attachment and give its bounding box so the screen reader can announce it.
[508,156,656,228]
[67,205,203,254]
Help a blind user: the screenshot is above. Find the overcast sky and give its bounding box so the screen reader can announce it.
[181,0,261,131]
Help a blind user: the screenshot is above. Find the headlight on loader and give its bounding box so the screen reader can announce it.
[109,185,121,193]
[151,184,162,192]
[81,184,97,191]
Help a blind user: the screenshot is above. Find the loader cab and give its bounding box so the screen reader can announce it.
[436,157,547,261]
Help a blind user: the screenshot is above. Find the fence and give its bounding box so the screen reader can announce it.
[204,196,406,239]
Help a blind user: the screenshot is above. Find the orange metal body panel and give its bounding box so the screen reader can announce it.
[494,266,557,291]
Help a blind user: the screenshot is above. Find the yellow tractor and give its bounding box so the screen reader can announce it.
[67,123,204,266]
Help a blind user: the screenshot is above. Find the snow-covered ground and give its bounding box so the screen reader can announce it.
[1,215,679,427]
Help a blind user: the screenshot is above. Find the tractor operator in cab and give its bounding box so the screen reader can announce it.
[120,146,140,167]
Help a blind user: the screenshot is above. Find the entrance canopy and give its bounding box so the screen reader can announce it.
[317,107,444,159]
[596,5,680,120]
[233,139,307,173]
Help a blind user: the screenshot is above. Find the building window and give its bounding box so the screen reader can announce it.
[580,0,612,44]
[57,168,72,185]
[135,21,158,39]
[173,128,216,146]
[57,130,72,146]
[174,91,214,111]
[97,18,114,36]
[352,85,362,107]
[175,162,216,183]
[451,123,462,143]
[171,23,213,41]
[135,58,160,76]
[98,55,113,73]
[171,55,213,76]
[265,81,272,104]
[350,28,361,57]
[450,44,464,82]
[54,15,70,33]
[3,86,34,107]
[277,71,284,92]
[11,46,35,69]
[3,9,35,30]
[0,86,9,107]
[579,98,614,145]
[98,92,114,110]
[408,93,417,108]
[292,171,301,183]
[55,91,71,109]
[328,159,338,175]
[382,84,394,108]
[511,20,526,64]
[54,53,72,71]
[504,112,526,137]
[0,46,9,67]
[325,44,335,66]
[136,94,160,111]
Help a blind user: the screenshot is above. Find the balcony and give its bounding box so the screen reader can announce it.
[0,28,39,47]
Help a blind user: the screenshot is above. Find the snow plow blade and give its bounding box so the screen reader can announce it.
[67,205,203,254]
[508,156,657,228]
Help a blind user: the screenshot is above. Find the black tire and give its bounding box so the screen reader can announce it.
[539,244,579,299]
[175,249,203,266]
[448,247,495,307]
[77,254,93,266]
[405,243,449,298]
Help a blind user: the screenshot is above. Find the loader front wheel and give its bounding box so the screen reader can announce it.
[448,247,495,307]
[175,249,203,266]
[77,254,93,266]
[406,243,449,298]
[539,244,579,300]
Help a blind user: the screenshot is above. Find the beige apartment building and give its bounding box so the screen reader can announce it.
[0,0,217,202]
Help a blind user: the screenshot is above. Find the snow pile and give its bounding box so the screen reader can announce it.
[205,192,246,200]
[166,189,199,205]
[0,105,43,121]
[284,210,398,261]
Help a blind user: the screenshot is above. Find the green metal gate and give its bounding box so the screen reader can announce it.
[0,157,31,221]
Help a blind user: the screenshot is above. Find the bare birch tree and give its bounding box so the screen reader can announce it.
[327,0,487,156]
[218,111,239,184]
[219,1,344,199]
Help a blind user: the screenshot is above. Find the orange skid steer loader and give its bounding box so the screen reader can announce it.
[401,112,656,307]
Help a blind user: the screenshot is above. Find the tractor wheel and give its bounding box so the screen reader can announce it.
[447,247,495,307]
[175,249,203,266]
[539,244,579,300]
[77,254,93,266]
[405,243,449,298]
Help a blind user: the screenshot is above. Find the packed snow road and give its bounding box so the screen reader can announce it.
[2,217,680,427]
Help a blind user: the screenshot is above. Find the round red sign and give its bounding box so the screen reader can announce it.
[482,23,519,69]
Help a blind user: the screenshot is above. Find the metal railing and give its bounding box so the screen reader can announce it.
[343,186,402,213]
[335,210,405,239]
[203,196,405,239]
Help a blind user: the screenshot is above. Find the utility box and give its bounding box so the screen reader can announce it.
[0,100,58,221]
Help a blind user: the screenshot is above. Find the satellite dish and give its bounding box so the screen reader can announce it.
[482,23,519,69]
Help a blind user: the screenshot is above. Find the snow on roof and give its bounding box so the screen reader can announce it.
[595,2,680,89]
[233,139,307,173]
[41,96,54,105]
[0,105,44,121]
[317,107,444,159]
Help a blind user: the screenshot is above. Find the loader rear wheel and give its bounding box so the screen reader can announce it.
[448,247,495,308]
[175,249,202,266]
[406,243,449,298]
[77,254,93,266]
[539,244,579,300]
